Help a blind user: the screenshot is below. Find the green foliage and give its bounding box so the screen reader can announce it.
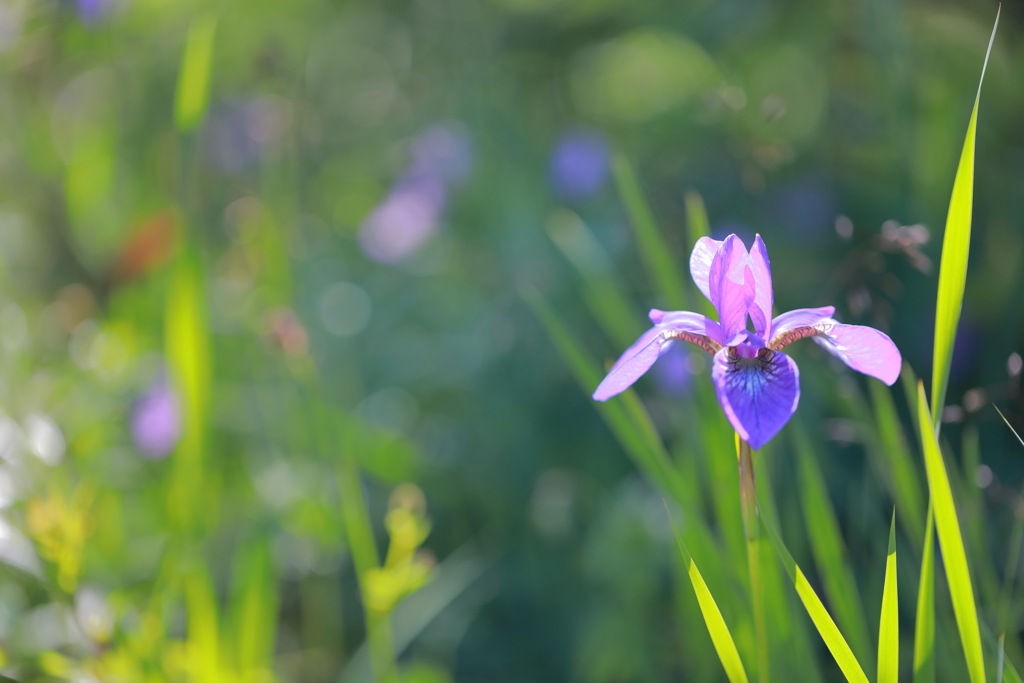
[877,512,899,683]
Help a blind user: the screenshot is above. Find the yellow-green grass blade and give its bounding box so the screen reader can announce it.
[175,13,218,132]
[869,380,926,540]
[684,190,711,243]
[915,381,985,683]
[913,504,935,683]
[794,426,873,670]
[759,497,870,683]
[611,153,688,310]
[546,209,643,349]
[877,511,899,683]
[666,502,750,683]
[930,7,999,422]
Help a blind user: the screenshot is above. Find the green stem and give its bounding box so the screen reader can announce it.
[739,437,769,683]
[338,451,397,682]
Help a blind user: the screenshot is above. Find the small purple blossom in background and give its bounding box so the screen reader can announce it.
[652,345,694,398]
[205,97,292,173]
[359,124,473,265]
[130,375,180,460]
[74,0,116,24]
[593,234,901,449]
[549,130,610,200]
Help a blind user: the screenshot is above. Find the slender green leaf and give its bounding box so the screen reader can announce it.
[666,503,750,683]
[611,153,688,310]
[174,14,218,132]
[759,497,870,683]
[877,511,899,683]
[914,504,935,683]
[794,426,873,669]
[915,382,985,683]
[546,208,643,349]
[931,7,999,420]
[869,379,926,539]
[684,190,711,243]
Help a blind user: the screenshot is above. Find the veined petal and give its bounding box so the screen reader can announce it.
[650,309,724,344]
[748,234,774,339]
[594,312,721,401]
[712,347,800,450]
[770,306,835,337]
[813,321,902,386]
[689,236,723,302]
[708,236,754,341]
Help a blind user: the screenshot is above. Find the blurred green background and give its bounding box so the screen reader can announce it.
[0,0,1022,681]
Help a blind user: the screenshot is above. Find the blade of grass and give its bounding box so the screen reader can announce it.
[666,501,750,683]
[758,495,870,683]
[869,380,926,541]
[611,153,688,310]
[914,504,935,683]
[545,209,643,349]
[794,425,873,670]
[175,13,218,132]
[684,190,711,243]
[915,381,985,683]
[931,6,999,422]
[877,511,899,683]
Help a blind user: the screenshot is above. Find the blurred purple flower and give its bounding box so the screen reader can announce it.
[205,97,291,173]
[774,182,835,237]
[130,376,180,460]
[593,234,902,449]
[74,0,115,24]
[359,124,473,264]
[549,130,609,200]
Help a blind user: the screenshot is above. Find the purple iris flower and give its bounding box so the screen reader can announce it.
[593,234,902,449]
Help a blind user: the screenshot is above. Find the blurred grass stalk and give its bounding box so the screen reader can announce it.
[737,437,769,683]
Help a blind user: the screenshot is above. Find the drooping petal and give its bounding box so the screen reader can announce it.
[650,309,724,344]
[712,347,800,450]
[689,236,723,302]
[748,234,774,339]
[770,306,835,336]
[594,311,719,401]
[708,235,754,341]
[813,321,902,386]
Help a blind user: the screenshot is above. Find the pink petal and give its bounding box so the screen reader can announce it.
[689,236,723,302]
[814,322,902,386]
[712,348,800,450]
[770,306,835,336]
[747,234,774,339]
[593,311,716,401]
[708,236,754,341]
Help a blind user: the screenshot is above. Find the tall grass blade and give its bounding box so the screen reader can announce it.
[877,511,899,683]
[913,504,935,683]
[794,427,873,669]
[930,7,999,421]
[546,209,643,348]
[915,382,985,683]
[869,380,926,539]
[666,502,750,683]
[174,14,218,132]
[611,153,688,310]
[758,497,870,683]
[684,190,711,243]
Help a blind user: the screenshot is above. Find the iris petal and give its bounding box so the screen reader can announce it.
[813,322,902,386]
[748,235,774,339]
[593,311,719,401]
[712,347,800,450]
[708,236,754,341]
[689,236,723,302]
[770,306,835,337]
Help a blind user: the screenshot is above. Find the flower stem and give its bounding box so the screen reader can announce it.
[738,436,769,683]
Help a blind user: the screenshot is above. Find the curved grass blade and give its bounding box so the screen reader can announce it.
[758,497,870,683]
[611,153,688,310]
[877,511,899,683]
[913,504,935,683]
[666,502,750,683]
[794,427,873,669]
[915,382,985,683]
[869,380,926,540]
[175,14,218,132]
[931,6,999,421]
